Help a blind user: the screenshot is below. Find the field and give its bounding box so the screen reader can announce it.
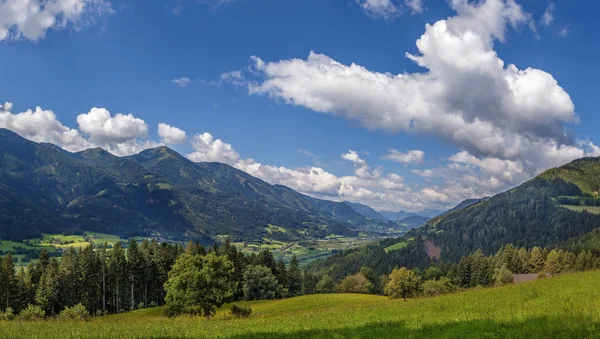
[232,235,379,264]
[1,271,599,338]
[0,232,124,268]
[561,205,600,214]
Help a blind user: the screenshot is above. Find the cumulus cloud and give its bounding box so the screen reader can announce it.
[187,132,240,165]
[0,0,113,42]
[382,149,425,164]
[0,102,91,151]
[171,77,191,87]
[245,0,597,203]
[158,123,187,145]
[0,102,160,156]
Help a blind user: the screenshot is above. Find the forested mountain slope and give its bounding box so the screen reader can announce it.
[0,129,357,242]
[307,157,600,278]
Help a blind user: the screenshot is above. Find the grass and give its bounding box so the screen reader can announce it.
[384,241,407,252]
[1,271,599,338]
[561,205,600,214]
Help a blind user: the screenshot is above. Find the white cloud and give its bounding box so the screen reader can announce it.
[541,3,554,27]
[0,0,113,42]
[187,132,240,165]
[404,0,424,14]
[157,123,187,145]
[76,107,158,156]
[355,0,400,20]
[558,27,569,37]
[171,77,191,87]
[0,102,91,151]
[382,149,425,164]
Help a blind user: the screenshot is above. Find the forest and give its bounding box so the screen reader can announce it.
[1,235,599,320]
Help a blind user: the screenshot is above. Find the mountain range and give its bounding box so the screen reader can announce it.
[378,208,446,221]
[0,129,414,242]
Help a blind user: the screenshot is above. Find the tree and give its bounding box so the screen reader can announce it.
[493,264,513,286]
[315,275,336,294]
[338,273,372,294]
[127,239,145,310]
[107,242,128,313]
[302,271,318,295]
[384,267,422,301]
[528,247,545,273]
[544,249,562,274]
[242,265,282,301]
[286,255,302,296]
[35,259,60,314]
[1,253,17,311]
[422,277,456,297]
[164,252,235,317]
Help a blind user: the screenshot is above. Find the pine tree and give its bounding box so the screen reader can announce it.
[1,253,17,311]
[287,255,302,296]
[527,247,545,273]
[35,259,60,314]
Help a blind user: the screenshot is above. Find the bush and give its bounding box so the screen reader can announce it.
[337,274,373,294]
[16,305,45,321]
[0,307,14,321]
[422,278,457,297]
[230,304,252,318]
[59,303,89,320]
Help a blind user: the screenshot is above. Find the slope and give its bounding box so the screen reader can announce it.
[307,156,600,276]
[343,201,388,221]
[0,129,356,242]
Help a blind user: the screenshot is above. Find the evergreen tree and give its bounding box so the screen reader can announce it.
[1,253,17,311]
[528,247,545,273]
[287,255,302,297]
[35,259,60,314]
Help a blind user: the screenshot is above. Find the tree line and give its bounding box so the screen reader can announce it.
[312,244,600,301]
[2,238,599,320]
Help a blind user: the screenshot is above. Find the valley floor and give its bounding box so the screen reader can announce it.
[1,271,599,338]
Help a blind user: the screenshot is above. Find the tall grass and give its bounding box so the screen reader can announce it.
[1,271,599,338]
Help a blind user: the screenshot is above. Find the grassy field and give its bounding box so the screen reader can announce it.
[384,241,407,252]
[561,205,600,214]
[1,270,599,338]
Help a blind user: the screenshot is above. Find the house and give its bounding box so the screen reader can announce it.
[52,238,61,245]
[513,273,551,284]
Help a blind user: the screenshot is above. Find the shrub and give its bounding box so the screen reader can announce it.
[59,303,89,321]
[0,307,14,321]
[422,278,457,297]
[230,304,252,318]
[337,274,373,294]
[16,305,45,321]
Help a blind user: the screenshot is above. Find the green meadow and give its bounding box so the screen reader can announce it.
[1,270,599,338]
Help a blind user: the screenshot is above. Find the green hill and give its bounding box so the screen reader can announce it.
[0,129,356,242]
[306,157,600,277]
[1,271,598,338]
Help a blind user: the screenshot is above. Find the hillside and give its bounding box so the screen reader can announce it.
[379,208,444,221]
[301,195,405,233]
[343,201,388,221]
[396,215,430,229]
[1,271,598,338]
[307,156,600,276]
[0,129,357,242]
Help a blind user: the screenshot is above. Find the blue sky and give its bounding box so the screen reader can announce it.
[0,0,599,212]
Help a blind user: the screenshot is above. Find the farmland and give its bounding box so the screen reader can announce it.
[0,270,598,338]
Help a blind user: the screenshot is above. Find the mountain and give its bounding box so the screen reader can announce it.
[343,201,388,221]
[0,129,357,242]
[379,208,445,221]
[417,208,445,218]
[378,210,415,221]
[301,196,406,233]
[395,215,430,230]
[441,197,490,215]
[307,156,600,277]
